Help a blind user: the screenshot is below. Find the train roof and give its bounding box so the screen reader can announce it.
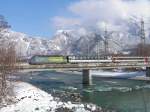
[32,55,66,57]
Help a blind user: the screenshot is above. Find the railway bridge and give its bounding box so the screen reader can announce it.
[18,56,150,85]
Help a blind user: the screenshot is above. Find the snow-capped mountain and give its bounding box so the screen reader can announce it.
[0,29,82,56]
[0,23,150,57]
[0,30,52,56]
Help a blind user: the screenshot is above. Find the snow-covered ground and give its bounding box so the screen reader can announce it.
[56,69,145,79]
[91,70,145,78]
[0,82,101,112]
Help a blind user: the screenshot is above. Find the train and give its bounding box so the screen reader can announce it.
[29,55,68,64]
[29,55,150,65]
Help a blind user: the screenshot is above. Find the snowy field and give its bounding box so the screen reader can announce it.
[91,70,145,78]
[0,82,102,112]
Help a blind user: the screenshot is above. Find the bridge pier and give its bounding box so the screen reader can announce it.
[146,67,150,77]
[82,69,92,85]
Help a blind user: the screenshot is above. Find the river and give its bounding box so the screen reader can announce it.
[17,70,150,112]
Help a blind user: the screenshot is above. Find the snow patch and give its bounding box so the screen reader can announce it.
[91,70,145,78]
[0,82,97,112]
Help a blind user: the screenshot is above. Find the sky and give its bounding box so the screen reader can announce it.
[0,0,150,38]
[0,0,76,38]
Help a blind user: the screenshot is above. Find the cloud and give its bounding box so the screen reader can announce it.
[69,0,128,21]
[52,0,150,31]
[52,17,81,30]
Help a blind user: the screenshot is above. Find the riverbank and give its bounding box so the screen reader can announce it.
[0,81,105,112]
[2,70,150,112]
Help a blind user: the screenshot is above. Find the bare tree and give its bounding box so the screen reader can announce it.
[0,43,17,104]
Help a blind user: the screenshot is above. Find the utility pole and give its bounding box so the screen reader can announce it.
[140,19,146,56]
[87,43,90,57]
[104,27,109,57]
[97,41,100,58]
[95,34,101,58]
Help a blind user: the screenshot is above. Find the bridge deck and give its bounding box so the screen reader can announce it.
[18,62,150,70]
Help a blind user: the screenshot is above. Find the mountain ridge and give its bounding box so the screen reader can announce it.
[0,25,150,57]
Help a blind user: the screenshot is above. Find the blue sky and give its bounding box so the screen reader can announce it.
[0,0,76,38]
[0,0,150,38]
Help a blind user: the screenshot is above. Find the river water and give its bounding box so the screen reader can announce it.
[18,70,150,112]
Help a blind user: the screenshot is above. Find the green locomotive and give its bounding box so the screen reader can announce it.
[29,55,68,64]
